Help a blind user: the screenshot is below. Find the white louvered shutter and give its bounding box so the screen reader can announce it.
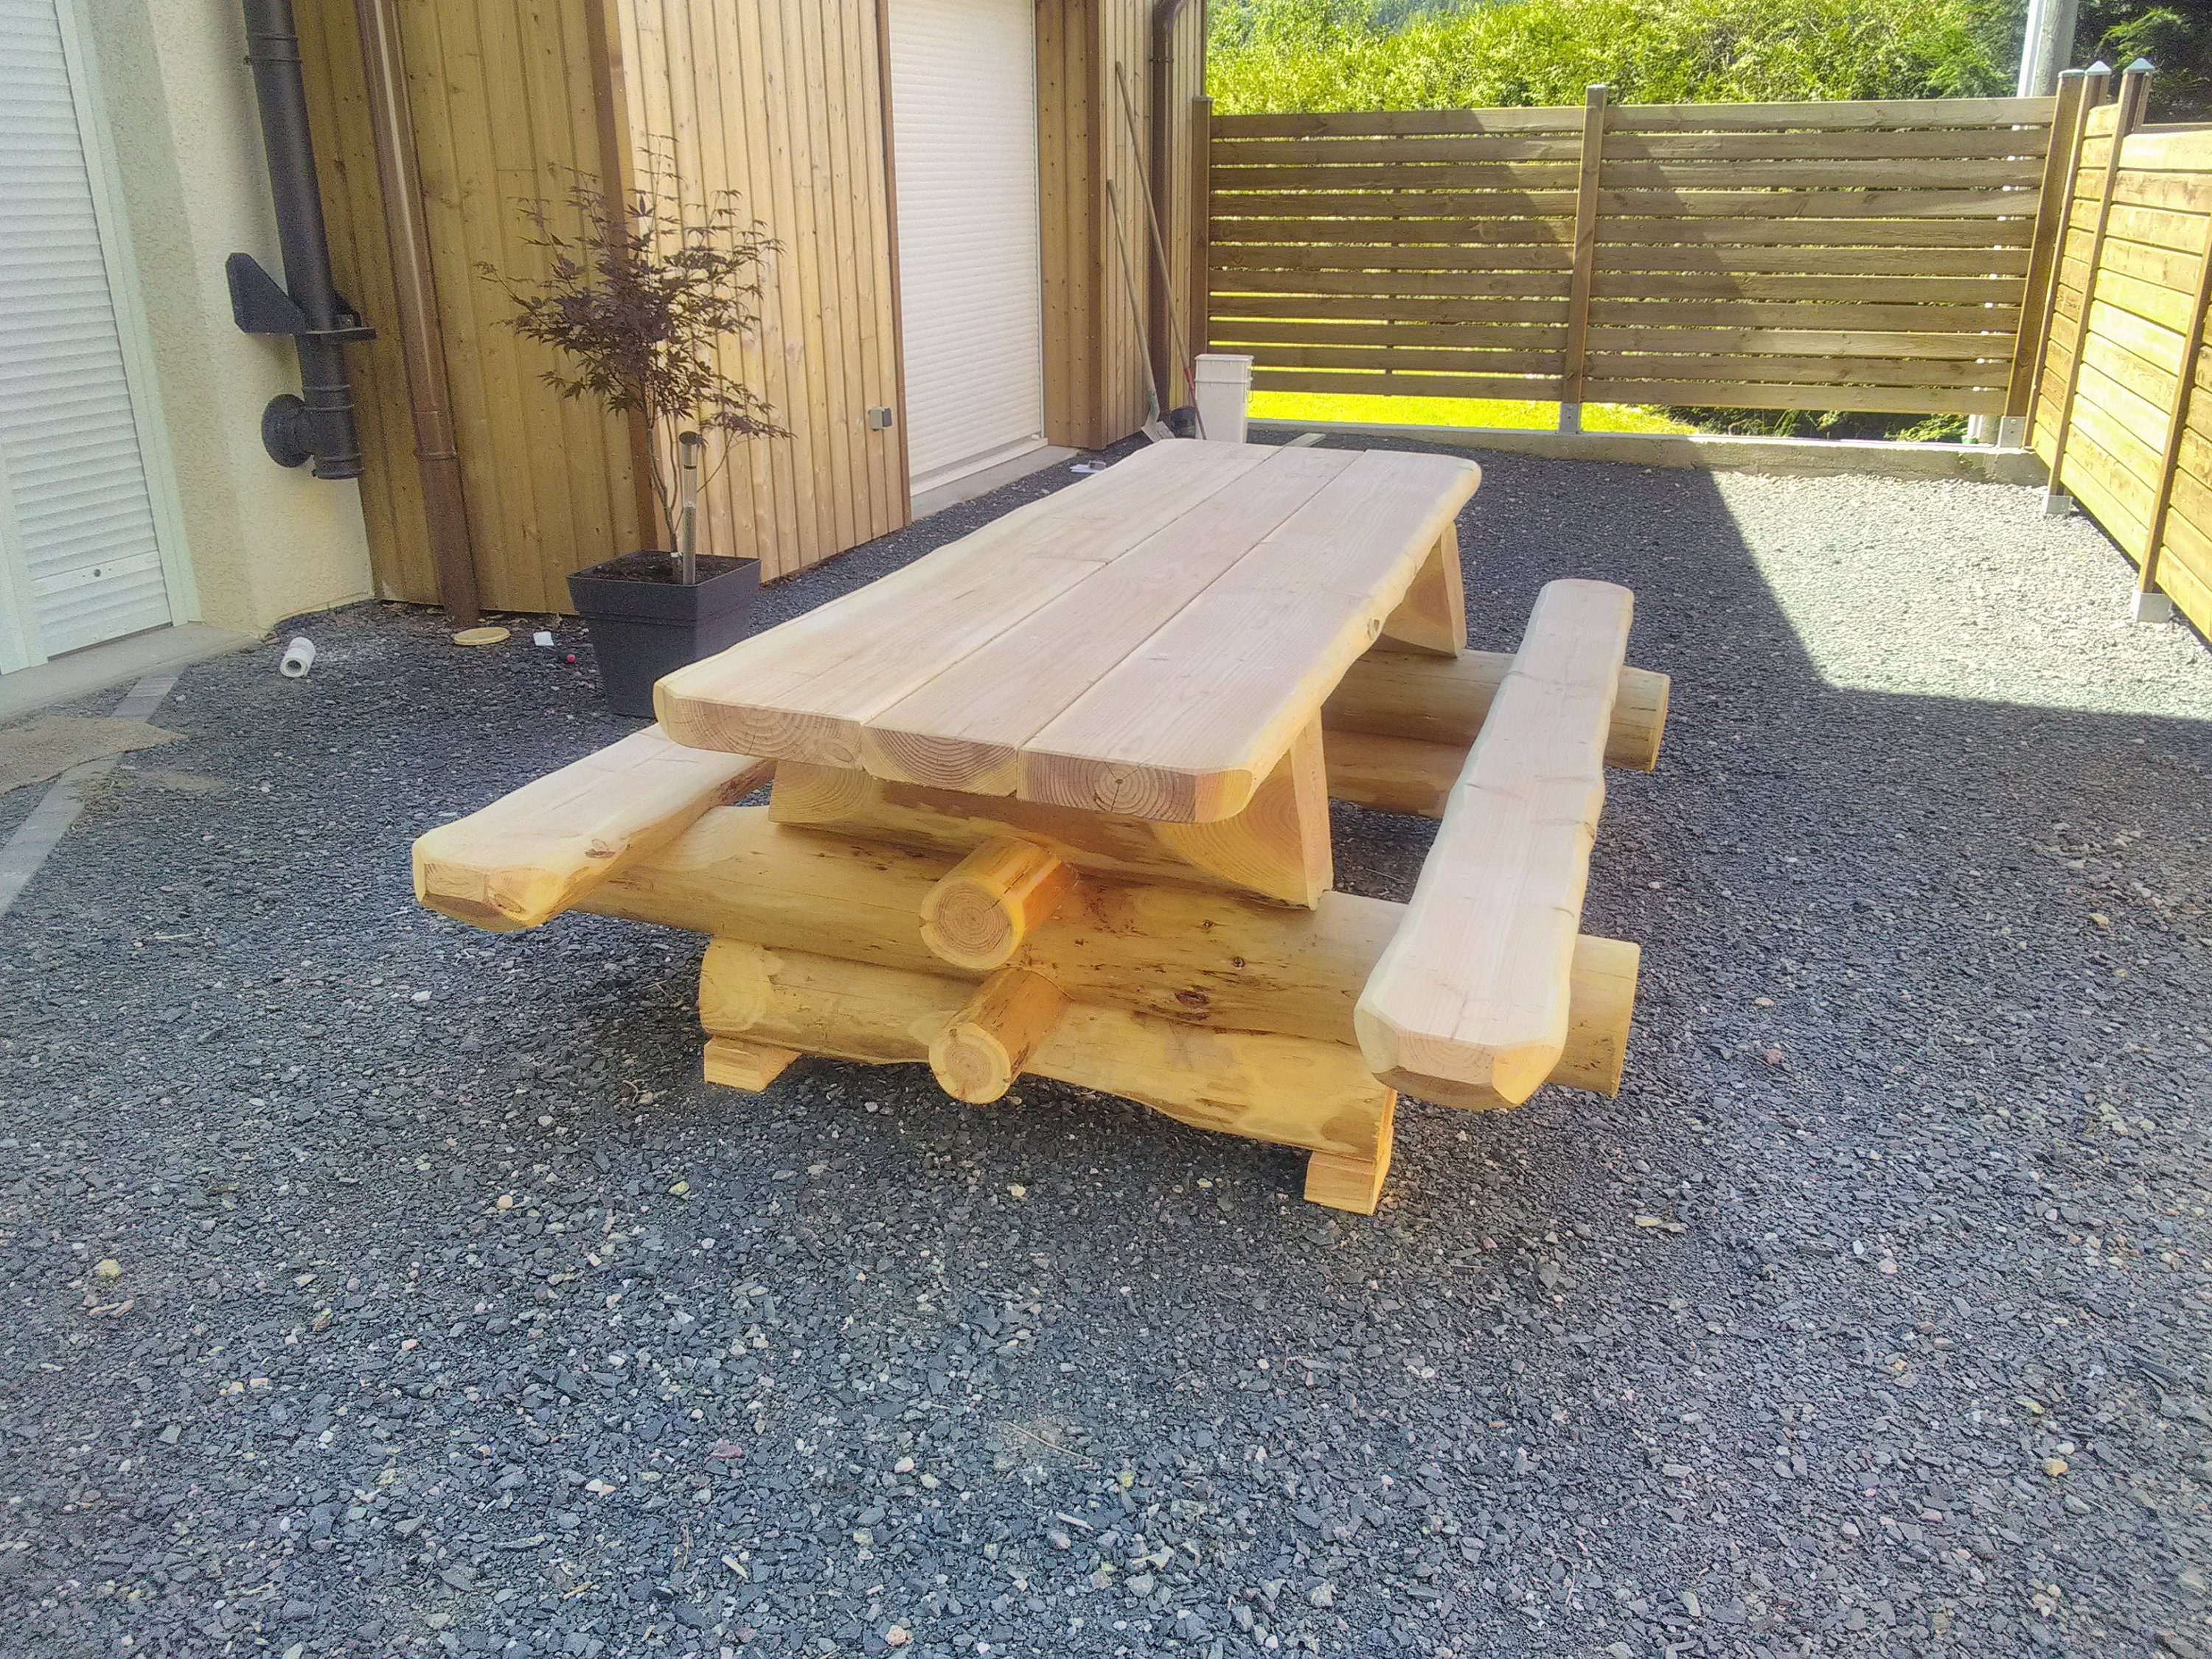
[887,0,1046,495]
[0,0,173,663]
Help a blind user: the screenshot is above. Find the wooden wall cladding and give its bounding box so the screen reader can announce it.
[617,0,907,582]
[1040,0,1204,448]
[301,0,903,610]
[302,0,1186,605]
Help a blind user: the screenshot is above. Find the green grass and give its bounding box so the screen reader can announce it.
[1248,391,1695,434]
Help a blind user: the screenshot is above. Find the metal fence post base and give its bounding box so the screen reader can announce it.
[2129,589,2174,624]
[1557,404,1582,435]
[2042,490,2074,518]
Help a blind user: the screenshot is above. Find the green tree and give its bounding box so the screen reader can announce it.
[2079,0,2211,121]
[1208,0,2024,114]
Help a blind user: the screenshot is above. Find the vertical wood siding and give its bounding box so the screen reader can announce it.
[295,1,437,604]
[300,0,902,608]
[1036,0,1096,447]
[304,0,1162,604]
[1158,0,1206,408]
[406,0,645,613]
[619,0,905,582]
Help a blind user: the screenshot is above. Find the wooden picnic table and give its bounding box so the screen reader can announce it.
[413,440,1669,1212]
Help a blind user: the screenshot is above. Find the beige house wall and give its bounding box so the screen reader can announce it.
[82,0,374,636]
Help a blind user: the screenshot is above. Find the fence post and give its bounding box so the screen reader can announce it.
[2004,68,2091,449]
[1558,83,1608,434]
[2022,64,2107,448]
[2042,59,2153,518]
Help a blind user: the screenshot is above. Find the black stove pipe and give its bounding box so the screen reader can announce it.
[229,0,374,479]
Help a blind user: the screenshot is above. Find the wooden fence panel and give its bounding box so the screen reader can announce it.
[1209,95,2055,417]
[2036,113,2212,633]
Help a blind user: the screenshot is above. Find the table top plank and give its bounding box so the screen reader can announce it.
[858,445,1362,795]
[1021,448,1481,820]
[655,442,1273,764]
[657,440,1481,821]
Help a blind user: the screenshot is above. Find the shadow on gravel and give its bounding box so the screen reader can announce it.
[1,439,2208,1659]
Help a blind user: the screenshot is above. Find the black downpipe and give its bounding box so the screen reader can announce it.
[229,0,375,479]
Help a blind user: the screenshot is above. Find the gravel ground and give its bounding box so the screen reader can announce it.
[3,438,2211,1659]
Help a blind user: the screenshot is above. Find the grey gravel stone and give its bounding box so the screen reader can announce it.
[0,436,2207,1658]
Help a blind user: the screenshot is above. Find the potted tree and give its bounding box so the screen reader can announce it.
[484,170,786,717]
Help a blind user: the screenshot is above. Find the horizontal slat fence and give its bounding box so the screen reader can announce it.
[2034,101,2212,634]
[1208,95,2063,417]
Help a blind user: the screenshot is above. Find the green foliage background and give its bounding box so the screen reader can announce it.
[1206,0,2211,122]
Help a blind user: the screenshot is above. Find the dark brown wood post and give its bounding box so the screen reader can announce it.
[354,0,479,624]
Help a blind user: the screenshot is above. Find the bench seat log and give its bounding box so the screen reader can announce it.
[1325,650,1669,773]
[1355,580,1635,1109]
[411,726,772,931]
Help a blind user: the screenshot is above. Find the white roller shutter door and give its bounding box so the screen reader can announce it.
[887,0,1046,496]
[0,0,174,669]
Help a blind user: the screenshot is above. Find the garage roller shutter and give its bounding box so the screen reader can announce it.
[0,0,173,664]
[888,0,1047,496]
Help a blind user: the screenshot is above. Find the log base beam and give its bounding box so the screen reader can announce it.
[699,938,1399,1210]
[919,838,1074,971]
[929,968,1068,1103]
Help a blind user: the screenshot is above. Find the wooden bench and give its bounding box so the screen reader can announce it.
[1356,580,1635,1108]
[413,726,771,932]
[411,443,1669,1212]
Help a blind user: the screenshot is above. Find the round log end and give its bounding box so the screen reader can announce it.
[929,1020,1015,1104]
[919,883,1021,972]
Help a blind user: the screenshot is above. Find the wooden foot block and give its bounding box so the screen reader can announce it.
[1302,1097,1395,1214]
[703,1036,801,1093]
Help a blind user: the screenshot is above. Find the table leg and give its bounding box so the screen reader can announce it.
[1376,524,1466,657]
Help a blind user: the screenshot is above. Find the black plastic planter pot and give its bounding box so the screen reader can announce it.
[567,551,760,718]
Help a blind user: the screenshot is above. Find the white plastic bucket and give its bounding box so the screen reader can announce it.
[1193,353,1253,445]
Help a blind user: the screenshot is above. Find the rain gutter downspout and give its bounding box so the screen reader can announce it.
[227,0,374,480]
